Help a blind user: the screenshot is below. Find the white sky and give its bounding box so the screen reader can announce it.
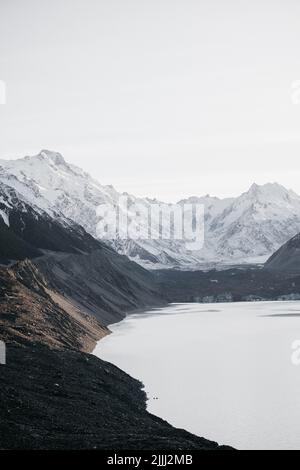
[1,0,300,202]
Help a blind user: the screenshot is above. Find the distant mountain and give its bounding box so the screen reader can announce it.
[199,182,300,263]
[2,150,300,268]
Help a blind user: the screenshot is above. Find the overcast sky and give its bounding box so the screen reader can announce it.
[1,0,300,201]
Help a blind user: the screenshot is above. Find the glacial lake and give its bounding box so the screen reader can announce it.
[93,301,300,450]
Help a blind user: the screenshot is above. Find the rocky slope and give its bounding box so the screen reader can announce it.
[0,344,226,450]
[0,260,228,450]
[0,261,107,352]
[264,232,300,275]
[0,172,165,325]
[34,249,164,326]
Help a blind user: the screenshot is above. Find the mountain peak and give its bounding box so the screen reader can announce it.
[37,150,66,166]
[246,182,291,198]
[249,182,259,191]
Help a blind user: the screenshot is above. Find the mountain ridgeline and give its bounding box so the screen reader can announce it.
[2,150,300,269]
[0,153,230,449]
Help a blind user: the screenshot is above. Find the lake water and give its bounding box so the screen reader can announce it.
[93,301,300,450]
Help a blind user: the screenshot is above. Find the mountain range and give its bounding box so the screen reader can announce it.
[1,148,300,451]
[1,149,300,269]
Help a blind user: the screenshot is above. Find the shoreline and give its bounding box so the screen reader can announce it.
[89,301,169,354]
[93,298,300,450]
[0,259,231,450]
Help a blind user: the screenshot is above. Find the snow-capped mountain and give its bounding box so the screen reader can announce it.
[209,183,300,262]
[170,183,300,266]
[0,174,107,264]
[0,150,198,268]
[1,149,300,269]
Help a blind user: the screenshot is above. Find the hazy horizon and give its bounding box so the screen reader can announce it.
[1,0,300,201]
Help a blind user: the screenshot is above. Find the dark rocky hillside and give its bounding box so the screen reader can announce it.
[0,344,227,450]
[0,262,107,351]
[34,249,165,326]
[264,232,300,274]
[0,183,104,264]
[0,261,228,450]
[0,181,165,325]
[155,266,300,303]
[0,218,41,264]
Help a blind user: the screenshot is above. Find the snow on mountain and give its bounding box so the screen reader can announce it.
[0,176,108,264]
[1,149,300,269]
[210,182,300,262]
[0,150,118,223]
[0,150,194,268]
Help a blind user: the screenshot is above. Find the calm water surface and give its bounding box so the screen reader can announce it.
[93,301,300,450]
